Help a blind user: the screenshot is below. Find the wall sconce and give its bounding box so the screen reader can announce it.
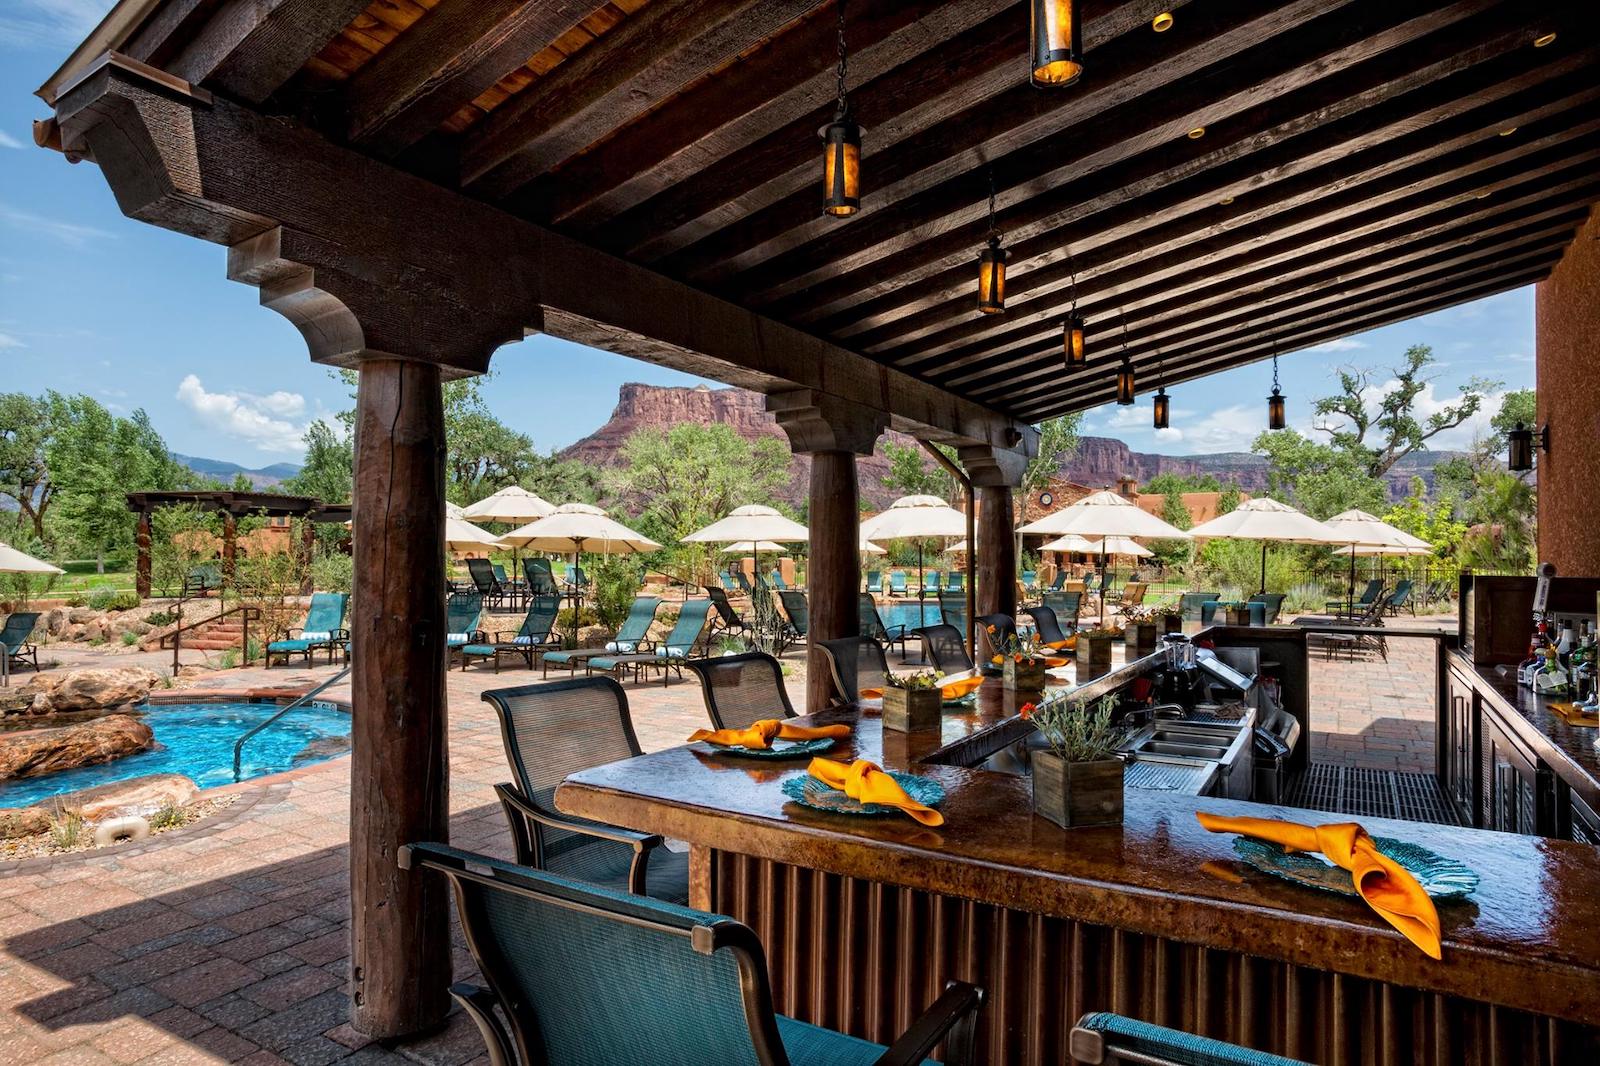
[1507,422,1549,472]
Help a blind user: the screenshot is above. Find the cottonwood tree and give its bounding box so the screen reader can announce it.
[0,393,53,540]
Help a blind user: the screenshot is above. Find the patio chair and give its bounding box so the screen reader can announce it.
[859,593,911,660]
[478,677,687,902]
[888,570,909,597]
[585,599,713,685]
[523,558,560,598]
[462,595,562,672]
[183,562,222,597]
[770,569,788,591]
[866,569,882,594]
[565,564,591,594]
[442,592,487,666]
[718,570,737,593]
[686,651,797,730]
[777,589,810,645]
[1,612,41,676]
[466,557,509,610]
[975,613,1017,661]
[1048,571,1068,592]
[542,596,663,678]
[923,571,943,597]
[1179,591,1220,621]
[945,571,964,594]
[1200,600,1265,627]
[1117,581,1148,610]
[265,593,349,667]
[1023,604,1073,646]
[1385,578,1415,616]
[1097,570,1115,596]
[731,567,754,594]
[915,623,974,674]
[1069,1012,1307,1066]
[400,843,984,1066]
[1042,590,1082,620]
[701,586,749,644]
[1249,592,1287,625]
[938,590,967,634]
[1326,578,1383,615]
[816,636,890,706]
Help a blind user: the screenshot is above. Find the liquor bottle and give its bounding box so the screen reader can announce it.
[1519,616,1550,688]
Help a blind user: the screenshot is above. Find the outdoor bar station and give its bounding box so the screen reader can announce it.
[30,1,1600,1064]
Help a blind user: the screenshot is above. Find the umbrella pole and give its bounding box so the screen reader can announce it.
[1260,542,1268,596]
[1099,537,1107,626]
[1347,542,1357,617]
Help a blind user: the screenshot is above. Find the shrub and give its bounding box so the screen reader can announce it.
[121,631,140,646]
[86,585,120,611]
[590,557,639,632]
[309,549,353,593]
[145,610,176,627]
[148,804,188,831]
[49,808,84,850]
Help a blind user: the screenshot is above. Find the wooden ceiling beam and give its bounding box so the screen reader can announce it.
[837,53,1598,352]
[461,0,823,196]
[341,0,603,158]
[662,0,1348,286]
[168,0,371,104]
[1017,262,1557,420]
[908,119,1600,379]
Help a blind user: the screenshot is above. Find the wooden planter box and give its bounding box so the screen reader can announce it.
[1076,635,1113,665]
[1125,623,1158,655]
[1003,658,1047,691]
[882,686,941,732]
[1162,614,1183,634]
[1032,752,1125,828]
[1224,607,1253,627]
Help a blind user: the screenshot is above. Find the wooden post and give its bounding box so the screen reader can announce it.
[767,391,884,713]
[135,510,152,600]
[221,511,237,591]
[300,517,317,595]
[977,485,1016,619]
[349,358,452,1037]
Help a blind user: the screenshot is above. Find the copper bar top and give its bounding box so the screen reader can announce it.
[558,695,1600,1026]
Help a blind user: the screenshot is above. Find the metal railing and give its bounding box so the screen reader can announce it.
[232,665,350,782]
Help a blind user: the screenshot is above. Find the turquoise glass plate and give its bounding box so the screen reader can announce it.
[696,737,837,760]
[942,692,978,707]
[1232,836,1479,900]
[782,771,945,816]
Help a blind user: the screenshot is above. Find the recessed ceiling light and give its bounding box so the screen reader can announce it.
[1152,12,1174,32]
[1474,191,1491,200]
[1219,196,1234,205]
[1534,32,1557,48]
[1187,126,1205,140]
[1499,127,1518,136]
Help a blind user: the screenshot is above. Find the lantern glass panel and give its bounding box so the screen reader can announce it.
[821,122,861,216]
[978,245,1007,313]
[1116,362,1136,405]
[1031,0,1083,86]
[1267,389,1286,431]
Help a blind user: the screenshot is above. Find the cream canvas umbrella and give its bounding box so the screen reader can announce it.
[445,501,465,520]
[462,486,557,589]
[861,495,969,627]
[500,503,661,624]
[683,505,809,589]
[1321,509,1428,612]
[1186,497,1342,594]
[1039,533,1153,558]
[720,541,789,554]
[1020,491,1190,622]
[445,516,500,555]
[859,535,887,555]
[0,543,62,685]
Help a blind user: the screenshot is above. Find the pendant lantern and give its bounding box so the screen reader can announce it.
[1030,0,1083,87]
[821,1,861,217]
[1267,352,1287,430]
[976,171,1006,314]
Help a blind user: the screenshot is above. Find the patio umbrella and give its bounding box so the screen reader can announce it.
[500,503,661,631]
[1019,491,1190,622]
[461,486,557,589]
[859,535,887,555]
[444,516,500,555]
[720,541,789,554]
[0,542,65,575]
[445,501,465,519]
[1039,533,1153,558]
[683,504,809,589]
[1321,509,1427,613]
[860,495,968,626]
[1186,497,1343,594]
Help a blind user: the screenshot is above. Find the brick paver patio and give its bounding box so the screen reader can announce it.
[1,618,1451,1064]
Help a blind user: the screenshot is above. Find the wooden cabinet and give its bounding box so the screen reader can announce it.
[1562,788,1600,846]
[1479,714,1553,837]
[1443,668,1478,825]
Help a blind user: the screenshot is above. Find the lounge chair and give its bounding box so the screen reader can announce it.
[718,570,737,593]
[564,564,591,595]
[183,562,222,597]
[1385,578,1415,616]
[1042,590,1082,620]
[686,651,797,730]
[915,622,974,674]
[466,557,509,610]
[1117,581,1148,610]
[1,612,41,676]
[769,569,787,591]
[701,586,749,644]
[1021,570,1037,593]
[777,589,810,645]
[1200,600,1265,626]
[923,571,943,597]
[522,558,560,598]
[888,570,908,597]
[462,595,562,672]
[585,599,712,686]
[1048,571,1068,592]
[478,677,687,901]
[1070,1012,1305,1066]
[442,592,486,666]
[865,570,882,594]
[1249,592,1287,624]
[938,590,967,634]
[1326,578,1383,615]
[400,843,984,1066]
[816,636,890,706]
[945,571,964,594]
[1023,604,1073,646]
[265,593,349,667]
[859,593,911,660]
[731,567,753,594]
[542,596,663,678]
[1179,591,1220,621]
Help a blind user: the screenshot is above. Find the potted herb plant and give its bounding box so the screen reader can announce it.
[1075,625,1117,665]
[986,624,1047,691]
[1122,606,1159,655]
[882,670,944,732]
[1024,694,1125,828]
[1154,602,1183,634]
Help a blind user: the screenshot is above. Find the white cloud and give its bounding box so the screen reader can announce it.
[1173,404,1262,453]
[0,203,115,247]
[0,332,24,349]
[0,1,109,49]
[0,131,22,150]
[175,374,311,454]
[1304,338,1368,354]
[1153,427,1183,443]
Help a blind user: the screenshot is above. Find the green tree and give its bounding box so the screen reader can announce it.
[1458,468,1536,572]
[1013,413,1082,550]
[1147,489,1194,569]
[285,419,355,503]
[1143,472,1221,495]
[1382,477,1465,559]
[0,393,55,540]
[1217,482,1242,515]
[1252,428,1386,519]
[880,439,955,501]
[1488,388,1536,448]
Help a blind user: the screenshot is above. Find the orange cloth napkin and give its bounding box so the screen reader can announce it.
[1042,656,1068,668]
[858,687,883,700]
[938,676,984,700]
[807,757,944,827]
[689,719,851,749]
[1044,639,1073,650]
[1196,812,1441,959]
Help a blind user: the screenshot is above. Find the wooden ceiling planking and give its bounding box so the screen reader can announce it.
[169,0,376,103]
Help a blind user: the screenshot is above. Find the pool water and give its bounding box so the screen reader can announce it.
[0,701,353,809]
[878,602,946,632]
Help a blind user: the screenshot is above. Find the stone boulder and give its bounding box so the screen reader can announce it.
[0,807,51,840]
[43,608,67,636]
[0,714,155,781]
[28,666,163,716]
[50,773,198,821]
[67,607,95,624]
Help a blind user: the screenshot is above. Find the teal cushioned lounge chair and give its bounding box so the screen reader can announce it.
[542,596,662,678]
[462,594,562,672]
[265,593,349,667]
[586,599,712,686]
[1,612,41,675]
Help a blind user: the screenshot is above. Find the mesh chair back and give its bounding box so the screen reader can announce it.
[1180,592,1219,620]
[918,623,974,673]
[866,570,882,592]
[1389,579,1413,609]
[719,571,737,591]
[493,563,509,583]
[1023,605,1068,644]
[858,594,888,641]
[938,591,966,633]
[523,558,559,597]
[1120,582,1147,607]
[1097,570,1114,592]
[1049,572,1068,591]
[1,612,40,651]
[816,637,887,705]
[517,596,562,642]
[732,568,753,593]
[302,593,347,635]
[1358,579,1383,604]
[662,600,713,654]
[687,651,796,729]
[925,572,942,594]
[482,678,645,882]
[1248,593,1286,624]
[446,592,483,637]
[405,844,783,1066]
[1042,590,1081,619]
[571,565,591,588]
[778,590,810,636]
[889,571,908,595]
[616,596,663,644]
[945,571,964,593]
[704,586,742,629]
[466,557,499,594]
[975,613,1016,659]
[770,570,787,590]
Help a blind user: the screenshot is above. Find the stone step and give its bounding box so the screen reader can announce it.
[183,638,242,651]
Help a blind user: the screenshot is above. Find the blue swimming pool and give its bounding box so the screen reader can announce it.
[0,700,353,809]
[878,602,946,632]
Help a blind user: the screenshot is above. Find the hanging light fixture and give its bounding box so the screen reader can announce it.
[1152,350,1169,428]
[977,170,1007,314]
[1266,350,1287,430]
[1061,243,1086,367]
[1030,0,1083,88]
[820,0,861,217]
[1114,308,1134,404]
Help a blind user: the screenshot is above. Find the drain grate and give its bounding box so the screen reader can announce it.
[1284,763,1460,826]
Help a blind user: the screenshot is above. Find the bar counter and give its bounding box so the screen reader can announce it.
[559,685,1600,1065]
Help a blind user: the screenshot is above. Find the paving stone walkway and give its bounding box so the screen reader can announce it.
[1,620,1450,1063]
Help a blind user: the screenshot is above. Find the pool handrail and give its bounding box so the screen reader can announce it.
[232,665,351,782]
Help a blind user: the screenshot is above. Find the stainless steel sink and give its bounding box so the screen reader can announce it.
[1140,739,1230,760]
[1118,711,1255,799]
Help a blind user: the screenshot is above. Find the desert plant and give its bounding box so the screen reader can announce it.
[144,610,176,626]
[121,630,140,646]
[1024,694,1123,763]
[590,556,638,632]
[715,634,748,655]
[309,547,353,593]
[49,807,84,849]
[148,803,188,831]
[886,669,946,690]
[86,585,120,611]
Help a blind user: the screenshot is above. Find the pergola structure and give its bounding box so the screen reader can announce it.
[35,0,1599,1042]
[124,489,352,597]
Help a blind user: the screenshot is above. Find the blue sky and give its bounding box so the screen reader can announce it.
[1,3,1534,467]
